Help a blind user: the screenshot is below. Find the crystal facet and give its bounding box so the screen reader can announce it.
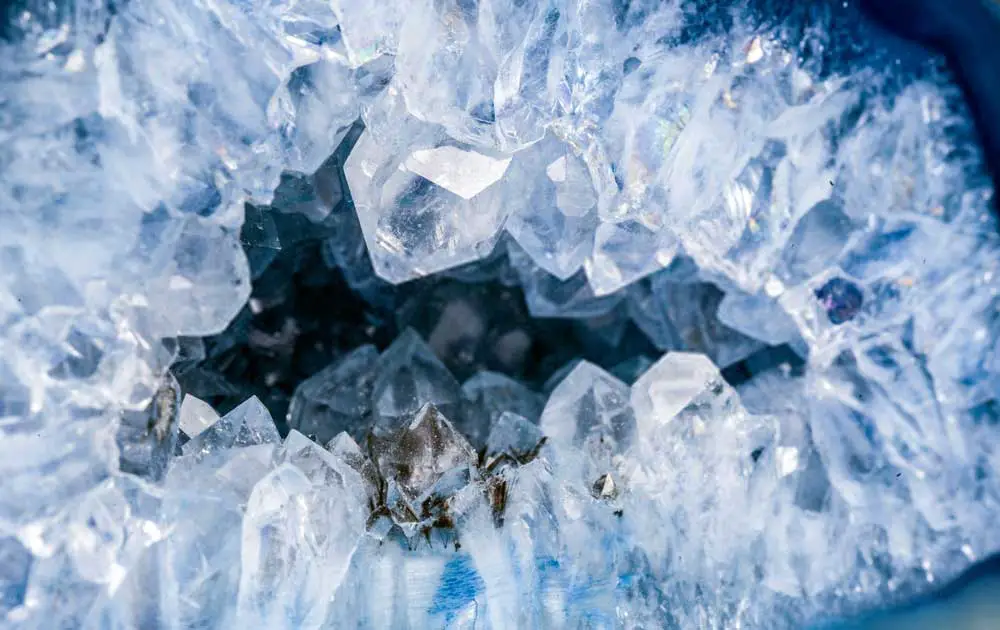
[4,0,1000,628]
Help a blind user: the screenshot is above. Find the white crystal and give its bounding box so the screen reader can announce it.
[178,394,219,438]
[237,431,367,628]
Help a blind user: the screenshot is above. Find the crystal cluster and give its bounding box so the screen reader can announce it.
[2,0,1000,628]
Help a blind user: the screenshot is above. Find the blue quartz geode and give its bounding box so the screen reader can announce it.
[1,0,1000,628]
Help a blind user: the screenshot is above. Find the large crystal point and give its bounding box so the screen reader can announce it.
[504,137,601,281]
[344,97,512,282]
[287,345,379,444]
[628,352,777,581]
[182,396,280,457]
[371,329,464,434]
[237,431,368,628]
[370,404,477,534]
[161,442,276,630]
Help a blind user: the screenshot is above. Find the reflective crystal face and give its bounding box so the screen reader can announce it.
[182,396,281,458]
[5,0,1000,628]
[370,329,465,433]
[344,107,512,283]
[287,345,379,444]
[371,404,478,531]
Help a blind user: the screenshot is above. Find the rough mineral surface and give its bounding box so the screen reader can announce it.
[1,0,999,628]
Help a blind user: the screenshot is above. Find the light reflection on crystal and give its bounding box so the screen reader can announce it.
[3,0,1000,628]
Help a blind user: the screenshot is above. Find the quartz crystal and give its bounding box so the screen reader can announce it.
[3,0,1000,628]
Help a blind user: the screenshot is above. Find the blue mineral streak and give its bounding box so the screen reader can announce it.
[1,0,1000,628]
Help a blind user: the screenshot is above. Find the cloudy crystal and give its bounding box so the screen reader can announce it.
[237,431,368,629]
[178,393,220,439]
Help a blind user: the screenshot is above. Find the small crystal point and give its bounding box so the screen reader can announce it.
[178,394,219,438]
[182,396,279,457]
[485,411,544,467]
[591,473,618,501]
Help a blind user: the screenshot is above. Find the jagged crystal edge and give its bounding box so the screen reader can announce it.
[20,342,1000,628]
[1,0,999,628]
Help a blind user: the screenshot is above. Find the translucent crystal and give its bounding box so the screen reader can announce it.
[393,0,558,152]
[462,371,543,421]
[178,393,220,439]
[237,431,367,628]
[539,361,635,460]
[22,475,167,627]
[326,432,381,505]
[585,219,678,296]
[503,137,600,281]
[628,276,765,367]
[627,352,778,604]
[287,345,379,444]
[277,60,359,177]
[344,101,511,283]
[182,396,280,457]
[716,289,800,347]
[161,443,277,629]
[509,244,624,319]
[485,411,545,466]
[370,404,478,534]
[370,329,464,434]
[150,222,252,337]
[331,0,404,66]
